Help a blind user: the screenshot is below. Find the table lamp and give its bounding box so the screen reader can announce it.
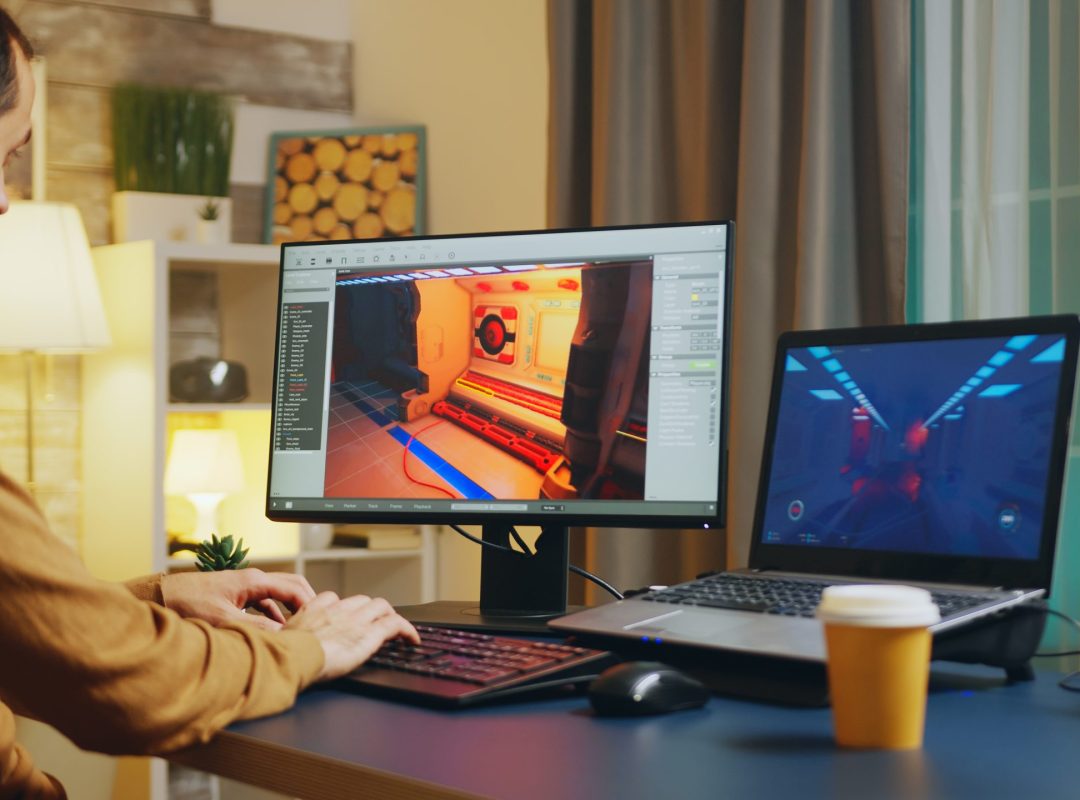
[0,201,111,494]
[164,428,246,542]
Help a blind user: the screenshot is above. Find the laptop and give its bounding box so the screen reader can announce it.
[551,314,1080,664]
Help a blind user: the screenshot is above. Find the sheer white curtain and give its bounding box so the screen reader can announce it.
[910,0,1080,652]
[916,0,1029,321]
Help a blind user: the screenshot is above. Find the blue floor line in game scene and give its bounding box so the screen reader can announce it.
[387,427,495,500]
[339,386,494,500]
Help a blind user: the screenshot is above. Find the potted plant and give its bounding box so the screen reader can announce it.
[110,83,235,243]
[194,534,250,571]
[195,197,225,244]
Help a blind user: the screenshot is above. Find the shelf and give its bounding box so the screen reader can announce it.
[90,237,436,800]
[155,241,281,265]
[167,548,425,569]
[166,553,300,569]
[168,403,272,413]
[299,547,424,562]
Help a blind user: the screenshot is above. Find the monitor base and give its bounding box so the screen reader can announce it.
[397,600,587,637]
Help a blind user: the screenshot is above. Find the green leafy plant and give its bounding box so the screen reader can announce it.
[197,198,221,221]
[195,534,250,572]
[112,83,235,196]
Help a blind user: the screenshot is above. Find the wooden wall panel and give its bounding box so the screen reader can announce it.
[229,183,266,245]
[61,0,210,18]
[45,165,112,243]
[46,83,111,169]
[20,1,352,111]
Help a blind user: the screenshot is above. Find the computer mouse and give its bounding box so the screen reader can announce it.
[588,661,710,716]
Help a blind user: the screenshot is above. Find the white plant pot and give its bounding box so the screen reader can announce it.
[111,191,232,244]
[300,524,335,551]
[195,217,227,244]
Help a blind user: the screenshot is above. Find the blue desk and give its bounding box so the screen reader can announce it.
[170,666,1078,799]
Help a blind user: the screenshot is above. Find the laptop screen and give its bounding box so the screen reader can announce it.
[751,316,1079,590]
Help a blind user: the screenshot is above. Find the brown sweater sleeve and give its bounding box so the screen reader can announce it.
[0,472,324,796]
[124,573,165,604]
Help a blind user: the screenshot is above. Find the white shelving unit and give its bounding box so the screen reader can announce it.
[82,240,436,800]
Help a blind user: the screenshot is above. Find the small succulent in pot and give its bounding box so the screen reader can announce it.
[197,197,221,221]
[195,533,250,571]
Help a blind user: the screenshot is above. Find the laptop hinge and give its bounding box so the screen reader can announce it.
[738,568,1018,595]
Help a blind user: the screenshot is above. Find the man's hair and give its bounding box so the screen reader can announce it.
[1,8,34,114]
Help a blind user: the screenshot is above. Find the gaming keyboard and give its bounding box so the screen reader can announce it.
[641,573,1004,620]
[340,625,615,707]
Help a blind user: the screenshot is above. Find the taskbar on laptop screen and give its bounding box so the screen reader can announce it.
[267,222,733,528]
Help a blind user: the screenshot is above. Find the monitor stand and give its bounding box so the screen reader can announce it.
[396,523,585,636]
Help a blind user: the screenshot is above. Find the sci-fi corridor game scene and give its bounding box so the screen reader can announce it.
[758,333,1070,561]
[268,223,730,521]
[323,258,653,504]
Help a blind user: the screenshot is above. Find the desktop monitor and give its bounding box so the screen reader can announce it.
[267,221,734,624]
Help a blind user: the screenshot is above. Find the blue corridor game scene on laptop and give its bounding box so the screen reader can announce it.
[552,315,1080,671]
[760,333,1070,561]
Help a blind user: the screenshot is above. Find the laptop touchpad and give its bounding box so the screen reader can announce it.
[625,609,754,638]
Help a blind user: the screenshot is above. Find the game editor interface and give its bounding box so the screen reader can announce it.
[268,225,730,521]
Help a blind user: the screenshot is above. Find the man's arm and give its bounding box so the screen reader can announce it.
[126,567,317,631]
[124,572,164,604]
[0,472,323,756]
[0,705,65,800]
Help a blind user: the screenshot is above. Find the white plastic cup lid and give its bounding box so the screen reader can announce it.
[816,584,941,628]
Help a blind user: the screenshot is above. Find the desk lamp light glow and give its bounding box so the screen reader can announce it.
[165,429,246,542]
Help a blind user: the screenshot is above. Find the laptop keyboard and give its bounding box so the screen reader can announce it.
[641,573,1005,620]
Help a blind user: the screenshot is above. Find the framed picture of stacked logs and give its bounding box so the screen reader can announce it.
[263,125,426,243]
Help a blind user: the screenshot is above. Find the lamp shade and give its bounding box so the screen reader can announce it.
[164,429,246,495]
[0,201,111,351]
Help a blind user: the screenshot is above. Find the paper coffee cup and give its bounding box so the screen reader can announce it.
[817,585,940,749]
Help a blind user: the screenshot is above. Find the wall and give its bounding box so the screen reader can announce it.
[351,0,549,599]
[351,0,548,236]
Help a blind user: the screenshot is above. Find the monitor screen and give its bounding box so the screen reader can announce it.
[266,222,733,530]
[758,332,1072,561]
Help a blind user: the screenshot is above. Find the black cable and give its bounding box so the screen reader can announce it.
[1030,606,1080,690]
[448,524,624,600]
[1045,607,1080,633]
[509,527,532,554]
[568,564,624,600]
[449,523,515,553]
[1033,607,1080,657]
[1059,670,1080,692]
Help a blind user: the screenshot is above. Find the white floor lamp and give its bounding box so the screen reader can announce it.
[0,201,111,495]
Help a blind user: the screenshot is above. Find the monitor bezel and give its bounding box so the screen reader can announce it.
[747,314,1080,591]
[265,220,735,532]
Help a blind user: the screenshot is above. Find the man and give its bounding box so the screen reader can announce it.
[0,10,419,798]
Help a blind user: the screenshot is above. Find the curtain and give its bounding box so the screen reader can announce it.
[908,0,1080,650]
[548,0,909,602]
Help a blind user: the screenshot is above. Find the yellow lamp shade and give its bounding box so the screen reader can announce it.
[0,201,110,351]
[165,429,246,495]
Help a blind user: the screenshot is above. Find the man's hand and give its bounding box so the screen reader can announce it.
[284,591,420,681]
[161,568,317,631]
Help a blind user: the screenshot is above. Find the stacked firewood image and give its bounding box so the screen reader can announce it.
[270,131,420,243]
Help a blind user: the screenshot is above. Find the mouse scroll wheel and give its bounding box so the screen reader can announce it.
[633,673,663,700]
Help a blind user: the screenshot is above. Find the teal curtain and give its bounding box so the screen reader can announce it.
[908,0,1080,655]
